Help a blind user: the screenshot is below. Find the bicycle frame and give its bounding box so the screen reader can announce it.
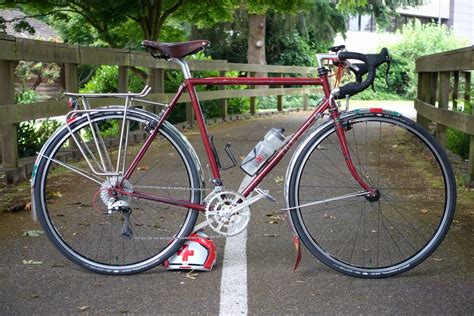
[117,60,374,212]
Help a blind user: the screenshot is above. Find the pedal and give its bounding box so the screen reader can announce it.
[255,188,276,203]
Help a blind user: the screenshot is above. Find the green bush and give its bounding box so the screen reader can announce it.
[447,101,472,159]
[17,120,61,158]
[81,65,145,93]
[375,21,467,99]
[15,89,40,104]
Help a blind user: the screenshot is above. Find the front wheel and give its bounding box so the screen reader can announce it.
[32,109,202,275]
[287,110,456,278]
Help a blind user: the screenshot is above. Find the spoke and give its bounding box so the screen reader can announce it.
[349,202,367,264]
[313,143,362,187]
[95,215,107,260]
[326,135,375,187]
[381,195,441,231]
[129,216,152,257]
[377,122,382,188]
[299,184,362,189]
[367,202,419,253]
[38,152,104,185]
[300,200,366,216]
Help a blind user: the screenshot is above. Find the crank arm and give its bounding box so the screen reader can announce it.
[193,187,269,233]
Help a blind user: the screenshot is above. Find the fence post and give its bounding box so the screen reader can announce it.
[436,71,450,148]
[0,60,17,170]
[277,74,283,112]
[249,71,256,115]
[416,72,432,130]
[465,71,473,184]
[219,70,228,120]
[452,71,459,111]
[147,68,164,114]
[65,63,78,93]
[118,66,128,93]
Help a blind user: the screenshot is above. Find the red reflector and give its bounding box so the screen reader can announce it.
[67,98,74,109]
[370,108,383,113]
[67,116,77,124]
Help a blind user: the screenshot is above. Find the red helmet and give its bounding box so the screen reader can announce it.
[164,231,216,271]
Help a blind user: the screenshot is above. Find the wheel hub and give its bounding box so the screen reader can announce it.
[365,189,381,202]
[100,176,133,207]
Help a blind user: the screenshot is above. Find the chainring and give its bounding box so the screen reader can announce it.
[205,190,250,237]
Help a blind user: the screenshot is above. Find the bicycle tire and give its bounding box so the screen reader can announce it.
[287,110,456,278]
[32,108,202,275]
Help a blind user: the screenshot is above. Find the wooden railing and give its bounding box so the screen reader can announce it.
[415,46,473,183]
[0,35,320,179]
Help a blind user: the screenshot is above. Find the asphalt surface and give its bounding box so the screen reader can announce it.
[1,111,473,315]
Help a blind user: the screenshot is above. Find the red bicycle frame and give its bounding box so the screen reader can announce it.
[121,67,374,212]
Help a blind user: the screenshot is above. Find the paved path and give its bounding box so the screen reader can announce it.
[1,111,473,315]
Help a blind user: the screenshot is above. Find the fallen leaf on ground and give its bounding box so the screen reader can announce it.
[24,202,32,211]
[432,258,444,261]
[52,192,63,197]
[420,208,429,214]
[31,294,40,299]
[78,306,90,312]
[137,166,148,171]
[23,260,43,265]
[263,233,278,237]
[8,203,26,212]
[186,270,198,280]
[51,263,65,268]
[274,176,284,184]
[22,230,44,237]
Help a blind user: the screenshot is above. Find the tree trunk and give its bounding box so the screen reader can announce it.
[247,14,267,78]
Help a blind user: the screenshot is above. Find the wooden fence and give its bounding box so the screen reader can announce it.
[0,35,320,182]
[415,46,473,184]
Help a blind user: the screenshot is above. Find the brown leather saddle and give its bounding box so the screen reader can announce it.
[142,40,210,59]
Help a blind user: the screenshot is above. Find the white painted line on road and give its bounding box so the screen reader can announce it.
[219,228,248,315]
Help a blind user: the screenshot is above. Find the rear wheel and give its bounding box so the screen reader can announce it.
[33,109,202,274]
[288,111,456,278]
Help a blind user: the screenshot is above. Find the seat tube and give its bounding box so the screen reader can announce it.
[185,80,222,183]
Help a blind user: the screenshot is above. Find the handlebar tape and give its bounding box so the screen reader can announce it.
[334,48,390,99]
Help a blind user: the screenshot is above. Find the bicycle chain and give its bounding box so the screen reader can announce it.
[133,185,212,192]
[130,185,286,240]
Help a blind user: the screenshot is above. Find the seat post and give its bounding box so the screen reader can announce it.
[171,58,192,79]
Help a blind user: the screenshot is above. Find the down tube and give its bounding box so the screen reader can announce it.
[241,98,330,197]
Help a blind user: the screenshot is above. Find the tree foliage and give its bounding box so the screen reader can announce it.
[0,0,235,47]
[379,21,466,98]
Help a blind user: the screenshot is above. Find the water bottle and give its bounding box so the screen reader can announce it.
[241,128,285,176]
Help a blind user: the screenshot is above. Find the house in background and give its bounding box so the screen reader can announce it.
[0,9,60,40]
[0,9,64,100]
[335,0,473,52]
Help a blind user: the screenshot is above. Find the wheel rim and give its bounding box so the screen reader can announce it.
[293,115,453,273]
[38,113,199,271]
